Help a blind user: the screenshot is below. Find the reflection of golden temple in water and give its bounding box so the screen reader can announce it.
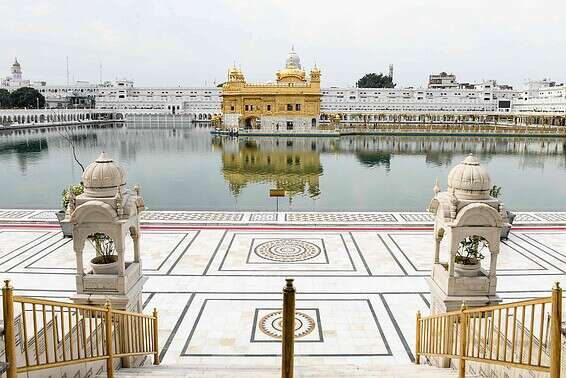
[213,138,322,199]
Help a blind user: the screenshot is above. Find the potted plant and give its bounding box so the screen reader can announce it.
[56,184,84,237]
[454,235,486,277]
[490,185,515,240]
[89,233,119,274]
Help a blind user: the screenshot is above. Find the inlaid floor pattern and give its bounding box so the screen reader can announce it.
[1,215,564,377]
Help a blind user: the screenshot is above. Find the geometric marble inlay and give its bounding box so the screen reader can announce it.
[28,211,58,220]
[535,213,566,222]
[0,210,34,219]
[254,239,321,262]
[285,212,397,223]
[140,212,244,222]
[258,310,316,339]
[513,213,542,222]
[249,213,278,222]
[399,213,434,222]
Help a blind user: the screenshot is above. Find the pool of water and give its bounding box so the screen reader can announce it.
[1,121,565,211]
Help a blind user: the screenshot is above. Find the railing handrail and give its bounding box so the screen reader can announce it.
[2,280,160,378]
[415,282,562,378]
[12,296,109,312]
[420,296,553,322]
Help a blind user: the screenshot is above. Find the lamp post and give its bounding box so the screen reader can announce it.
[36,97,39,109]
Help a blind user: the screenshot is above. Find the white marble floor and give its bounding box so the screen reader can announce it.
[0,215,565,371]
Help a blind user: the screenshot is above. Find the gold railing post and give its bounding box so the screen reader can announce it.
[458,302,467,378]
[550,282,562,378]
[104,301,114,378]
[2,280,17,378]
[153,308,160,365]
[415,311,421,364]
[281,278,295,378]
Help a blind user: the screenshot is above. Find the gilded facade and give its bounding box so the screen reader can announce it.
[221,49,321,131]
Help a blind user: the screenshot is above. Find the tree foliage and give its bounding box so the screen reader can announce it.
[356,73,395,88]
[9,87,45,108]
[0,88,11,108]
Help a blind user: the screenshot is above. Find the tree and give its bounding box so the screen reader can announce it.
[9,87,45,108]
[0,88,11,108]
[356,73,395,88]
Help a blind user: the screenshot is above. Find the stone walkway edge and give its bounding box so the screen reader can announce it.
[1,209,566,226]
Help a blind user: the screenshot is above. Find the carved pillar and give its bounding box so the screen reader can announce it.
[74,236,85,276]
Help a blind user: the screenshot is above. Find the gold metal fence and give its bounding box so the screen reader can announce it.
[2,280,159,378]
[415,282,562,378]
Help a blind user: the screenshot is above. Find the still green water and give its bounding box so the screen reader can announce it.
[1,121,565,211]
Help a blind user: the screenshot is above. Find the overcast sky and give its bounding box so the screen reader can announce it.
[2,0,565,88]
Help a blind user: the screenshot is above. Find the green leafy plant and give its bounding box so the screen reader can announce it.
[489,185,502,198]
[61,184,84,210]
[88,233,117,264]
[456,236,487,265]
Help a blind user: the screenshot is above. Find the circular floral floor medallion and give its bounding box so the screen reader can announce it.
[254,239,321,262]
[258,311,315,339]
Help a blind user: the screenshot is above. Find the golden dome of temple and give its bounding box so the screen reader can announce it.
[277,48,306,83]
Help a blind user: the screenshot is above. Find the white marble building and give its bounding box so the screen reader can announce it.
[514,79,566,112]
[2,59,565,118]
[319,85,517,118]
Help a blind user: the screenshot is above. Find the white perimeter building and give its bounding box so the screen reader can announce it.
[2,58,565,118]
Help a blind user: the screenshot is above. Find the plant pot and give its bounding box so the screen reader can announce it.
[507,211,516,224]
[55,210,73,238]
[90,255,119,275]
[500,223,512,240]
[500,210,515,240]
[454,261,481,277]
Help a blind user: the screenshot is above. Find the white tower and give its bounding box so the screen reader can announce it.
[388,64,393,80]
[11,58,22,81]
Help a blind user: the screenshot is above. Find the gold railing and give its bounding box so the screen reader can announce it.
[2,280,159,378]
[415,282,562,378]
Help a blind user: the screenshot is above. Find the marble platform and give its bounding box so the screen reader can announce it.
[0,210,565,372]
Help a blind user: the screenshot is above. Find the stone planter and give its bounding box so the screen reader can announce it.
[500,210,516,240]
[55,210,73,238]
[91,256,119,275]
[454,261,481,277]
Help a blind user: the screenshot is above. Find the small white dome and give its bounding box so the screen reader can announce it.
[82,152,126,197]
[447,155,491,199]
[286,49,301,69]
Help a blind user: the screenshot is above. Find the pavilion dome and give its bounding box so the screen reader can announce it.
[447,155,491,199]
[278,49,306,83]
[82,152,126,197]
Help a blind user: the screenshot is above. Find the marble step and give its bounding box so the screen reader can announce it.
[109,363,467,377]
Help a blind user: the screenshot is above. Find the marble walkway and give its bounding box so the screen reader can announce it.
[0,210,565,372]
